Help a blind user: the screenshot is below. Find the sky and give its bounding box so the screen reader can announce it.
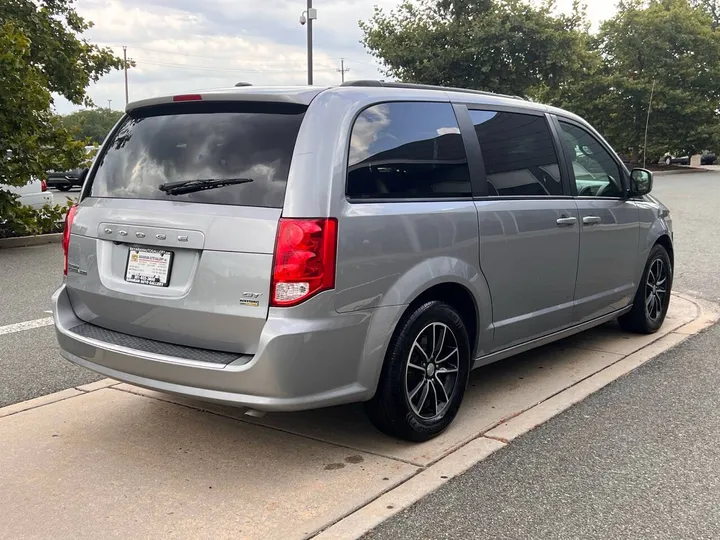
[54,0,619,115]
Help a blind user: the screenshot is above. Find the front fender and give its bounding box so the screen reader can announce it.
[636,199,673,282]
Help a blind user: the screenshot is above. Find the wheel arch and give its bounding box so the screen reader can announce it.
[654,234,674,267]
[359,267,493,399]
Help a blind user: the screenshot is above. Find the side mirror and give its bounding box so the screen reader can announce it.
[630,168,653,196]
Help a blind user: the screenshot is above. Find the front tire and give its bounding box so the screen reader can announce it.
[365,301,471,442]
[57,185,72,192]
[619,244,673,334]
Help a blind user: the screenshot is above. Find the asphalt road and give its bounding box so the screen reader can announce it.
[49,187,80,205]
[0,241,101,406]
[365,170,720,539]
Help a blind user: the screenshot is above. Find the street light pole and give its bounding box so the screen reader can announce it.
[306,0,313,85]
[123,46,129,105]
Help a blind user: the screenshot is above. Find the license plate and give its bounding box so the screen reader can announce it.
[125,248,173,287]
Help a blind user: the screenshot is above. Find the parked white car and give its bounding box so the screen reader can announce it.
[1,178,53,209]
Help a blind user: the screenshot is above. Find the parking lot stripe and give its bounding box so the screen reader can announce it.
[0,317,54,336]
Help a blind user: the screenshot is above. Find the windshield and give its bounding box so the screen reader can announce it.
[88,104,306,208]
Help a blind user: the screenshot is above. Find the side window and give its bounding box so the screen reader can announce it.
[470,110,564,197]
[558,121,624,198]
[347,102,471,199]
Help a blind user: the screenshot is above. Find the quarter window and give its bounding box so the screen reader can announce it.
[558,121,624,198]
[347,102,471,199]
[470,110,564,197]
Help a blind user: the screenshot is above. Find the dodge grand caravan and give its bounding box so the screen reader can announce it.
[53,81,674,441]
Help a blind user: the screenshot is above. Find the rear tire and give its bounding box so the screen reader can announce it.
[619,244,673,334]
[365,301,471,442]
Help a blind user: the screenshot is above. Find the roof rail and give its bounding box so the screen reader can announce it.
[340,80,525,101]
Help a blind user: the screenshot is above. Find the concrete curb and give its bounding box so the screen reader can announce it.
[0,379,118,419]
[0,233,62,249]
[313,294,720,539]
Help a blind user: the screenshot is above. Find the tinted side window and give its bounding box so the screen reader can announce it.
[470,110,563,197]
[558,121,624,198]
[347,102,471,199]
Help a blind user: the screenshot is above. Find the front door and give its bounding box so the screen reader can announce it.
[468,109,580,351]
[555,119,641,323]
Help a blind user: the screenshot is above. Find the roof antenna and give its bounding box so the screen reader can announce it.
[234,82,252,87]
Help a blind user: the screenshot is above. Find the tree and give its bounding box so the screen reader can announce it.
[691,0,720,28]
[359,0,596,98]
[577,0,720,159]
[0,0,125,230]
[61,109,124,145]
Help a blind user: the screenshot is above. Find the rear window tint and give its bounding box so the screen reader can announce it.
[89,105,305,208]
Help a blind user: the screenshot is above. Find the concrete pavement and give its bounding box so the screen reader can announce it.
[0,294,714,540]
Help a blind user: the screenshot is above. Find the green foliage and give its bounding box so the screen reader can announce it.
[361,0,720,160]
[0,196,75,238]
[61,109,124,145]
[0,1,125,234]
[691,0,720,28]
[360,0,595,98]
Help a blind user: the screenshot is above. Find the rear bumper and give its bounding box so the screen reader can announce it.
[52,285,376,411]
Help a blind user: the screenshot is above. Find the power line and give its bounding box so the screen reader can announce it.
[126,46,243,61]
[133,58,338,74]
[117,45,382,71]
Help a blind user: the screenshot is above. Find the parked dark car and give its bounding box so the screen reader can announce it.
[46,146,96,191]
[47,167,84,191]
[663,151,717,166]
[701,151,717,165]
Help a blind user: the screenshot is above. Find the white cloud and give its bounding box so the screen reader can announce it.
[54,0,615,115]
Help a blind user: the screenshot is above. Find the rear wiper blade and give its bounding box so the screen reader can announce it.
[159,177,253,195]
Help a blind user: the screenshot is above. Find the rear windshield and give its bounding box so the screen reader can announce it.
[89,104,306,208]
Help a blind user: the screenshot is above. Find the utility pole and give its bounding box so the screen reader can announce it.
[337,58,349,83]
[306,0,313,85]
[643,79,656,169]
[299,3,317,85]
[107,99,112,110]
[123,46,129,105]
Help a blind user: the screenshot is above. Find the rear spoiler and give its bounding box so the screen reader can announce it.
[126,87,324,113]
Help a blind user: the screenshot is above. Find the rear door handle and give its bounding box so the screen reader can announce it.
[556,217,578,227]
[582,216,602,225]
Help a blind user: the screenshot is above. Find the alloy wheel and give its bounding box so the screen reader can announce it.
[404,322,460,420]
[645,258,668,322]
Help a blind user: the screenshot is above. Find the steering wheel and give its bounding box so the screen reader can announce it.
[596,176,619,198]
[578,185,594,197]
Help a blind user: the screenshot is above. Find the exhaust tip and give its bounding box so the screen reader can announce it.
[244,409,266,418]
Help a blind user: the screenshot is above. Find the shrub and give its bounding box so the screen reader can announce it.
[0,193,74,238]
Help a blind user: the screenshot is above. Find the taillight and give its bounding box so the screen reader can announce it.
[41,180,47,192]
[270,218,338,307]
[62,205,77,275]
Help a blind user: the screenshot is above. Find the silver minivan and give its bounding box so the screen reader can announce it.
[54,81,673,441]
